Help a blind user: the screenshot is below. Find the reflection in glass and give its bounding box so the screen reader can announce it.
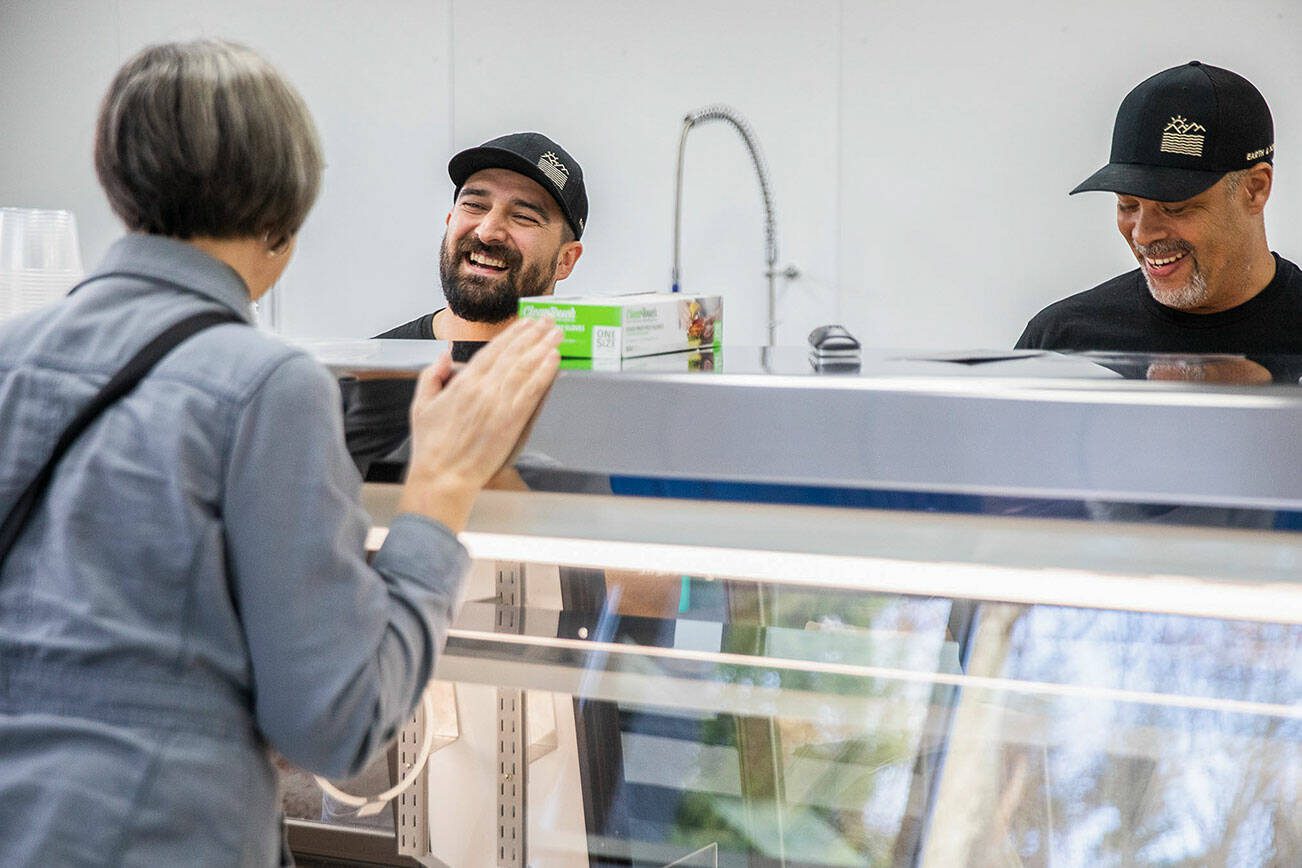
[927,605,1301,867]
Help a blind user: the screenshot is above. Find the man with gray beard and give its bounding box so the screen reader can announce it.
[343,133,587,476]
[1016,62,1300,363]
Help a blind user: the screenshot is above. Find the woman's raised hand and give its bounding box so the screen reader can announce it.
[397,316,562,531]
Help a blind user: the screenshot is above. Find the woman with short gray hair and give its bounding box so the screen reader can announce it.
[94,40,323,251]
[0,39,561,865]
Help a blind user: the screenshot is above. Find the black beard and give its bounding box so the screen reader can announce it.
[439,234,555,323]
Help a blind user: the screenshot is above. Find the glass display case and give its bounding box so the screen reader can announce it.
[285,345,1302,867]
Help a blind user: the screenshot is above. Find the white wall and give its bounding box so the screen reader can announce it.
[2,0,1298,348]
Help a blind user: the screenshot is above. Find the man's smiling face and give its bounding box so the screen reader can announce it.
[1115,173,1257,313]
[439,167,579,323]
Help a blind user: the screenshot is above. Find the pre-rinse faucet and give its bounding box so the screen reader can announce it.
[672,104,797,346]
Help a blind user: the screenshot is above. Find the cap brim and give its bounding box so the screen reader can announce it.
[1070,163,1227,201]
[448,146,581,238]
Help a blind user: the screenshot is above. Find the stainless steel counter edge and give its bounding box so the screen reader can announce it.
[522,370,1302,508]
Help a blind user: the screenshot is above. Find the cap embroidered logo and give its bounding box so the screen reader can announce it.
[537,152,569,190]
[1161,116,1207,157]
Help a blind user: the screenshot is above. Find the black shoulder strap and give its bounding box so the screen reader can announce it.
[0,309,243,563]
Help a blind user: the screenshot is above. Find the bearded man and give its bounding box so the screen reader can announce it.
[1016,62,1300,357]
[343,133,587,477]
[382,132,585,342]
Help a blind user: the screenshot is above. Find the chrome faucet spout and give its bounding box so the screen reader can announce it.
[672,104,783,346]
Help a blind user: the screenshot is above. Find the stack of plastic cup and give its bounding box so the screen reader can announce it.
[0,207,84,323]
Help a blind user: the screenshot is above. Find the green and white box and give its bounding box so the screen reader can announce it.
[518,293,722,359]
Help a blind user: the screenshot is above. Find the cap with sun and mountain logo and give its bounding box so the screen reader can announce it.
[1072,61,1274,202]
[448,132,588,240]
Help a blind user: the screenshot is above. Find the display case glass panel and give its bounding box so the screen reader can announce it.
[290,345,1302,866]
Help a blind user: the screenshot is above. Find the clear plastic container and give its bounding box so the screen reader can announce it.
[0,207,84,322]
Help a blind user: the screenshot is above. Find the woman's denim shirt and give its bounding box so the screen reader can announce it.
[0,235,468,865]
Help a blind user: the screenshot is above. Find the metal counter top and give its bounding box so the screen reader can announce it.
[305,340,1302,510]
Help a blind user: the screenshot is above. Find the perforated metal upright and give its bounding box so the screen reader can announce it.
[494,562,528,868]
[393,700,430,857]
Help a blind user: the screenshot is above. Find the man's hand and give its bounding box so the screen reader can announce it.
[397,317,562,531]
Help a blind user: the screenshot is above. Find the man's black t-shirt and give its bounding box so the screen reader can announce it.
[341,313,440,478]
[375,313,436,341]
[1016,253,1302,354]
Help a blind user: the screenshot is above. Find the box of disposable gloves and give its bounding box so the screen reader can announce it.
[518,292,722,359]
